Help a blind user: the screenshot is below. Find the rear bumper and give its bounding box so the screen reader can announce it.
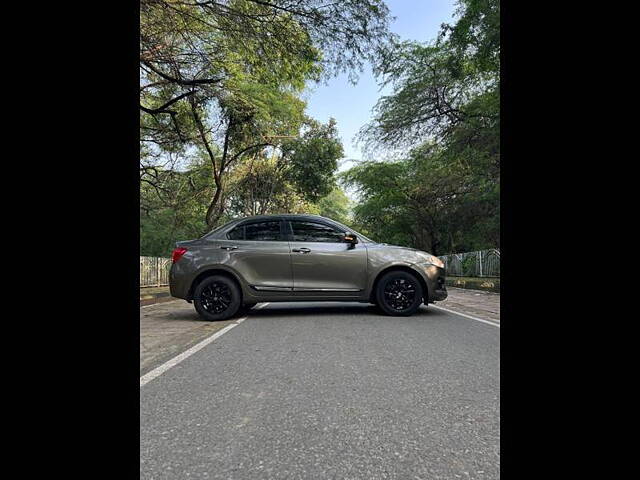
[169,262,190,300]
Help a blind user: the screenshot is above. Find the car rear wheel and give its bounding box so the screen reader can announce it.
[375,270,423,316]
[193,275,241,321]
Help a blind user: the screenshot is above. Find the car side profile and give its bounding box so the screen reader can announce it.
[169,214,448,321]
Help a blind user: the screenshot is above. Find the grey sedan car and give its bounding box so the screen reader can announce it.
[169,214,447,321]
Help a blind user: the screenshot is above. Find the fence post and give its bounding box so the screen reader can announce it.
[479,250,483,277]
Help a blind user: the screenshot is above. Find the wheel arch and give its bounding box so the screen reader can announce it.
[188,266,244,302]
[369,264,429,304]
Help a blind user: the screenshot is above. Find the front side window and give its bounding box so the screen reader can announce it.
[290,221,344,243]
[227,226,245,240]
[228,221,281,241]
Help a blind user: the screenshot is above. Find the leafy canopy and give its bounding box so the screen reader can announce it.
[346,0,500,255]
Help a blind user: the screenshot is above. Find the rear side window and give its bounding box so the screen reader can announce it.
[227,221,281,241]
[290,221,344,243]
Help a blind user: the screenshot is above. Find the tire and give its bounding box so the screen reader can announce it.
[375,270,424,316]
[193,275,242,321]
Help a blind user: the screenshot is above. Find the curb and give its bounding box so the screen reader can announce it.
[140,292,173,307]
[446,277,500,293]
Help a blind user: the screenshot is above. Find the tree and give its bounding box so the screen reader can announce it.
[140,157,213,255]
[317,188,351,225]
[222,117,344,218]
[350,0,500,254]
[141,114,347,252]
[187,82,307,227]
[141,1,385,229]
[140,0,391,143]
[224,153,316,218]
[280,117,344,203]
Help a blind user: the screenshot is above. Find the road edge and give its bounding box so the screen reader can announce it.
[430,304,500,328]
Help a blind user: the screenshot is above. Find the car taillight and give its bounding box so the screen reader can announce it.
[172,247,187,263]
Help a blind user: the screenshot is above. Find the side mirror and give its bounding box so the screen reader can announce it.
[343,232,358,247]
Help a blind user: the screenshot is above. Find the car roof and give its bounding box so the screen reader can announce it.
[207,214,338,233]
[232,213,332,222]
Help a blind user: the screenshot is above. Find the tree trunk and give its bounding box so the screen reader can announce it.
[205,177,223,227]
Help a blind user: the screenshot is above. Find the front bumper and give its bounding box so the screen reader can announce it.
[419,264,448,303]
[433,286,448,301]
[433,269,448,300]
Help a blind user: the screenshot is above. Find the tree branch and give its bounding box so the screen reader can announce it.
[140,90,196,114]
[141,60,223,86]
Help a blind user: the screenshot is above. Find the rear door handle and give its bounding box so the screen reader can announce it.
[220,245,238,251]
[292,247,311,253]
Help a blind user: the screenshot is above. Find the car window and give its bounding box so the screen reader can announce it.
[235,221,281,241]
[227,226,245,240]
[201,220,236,240]
[290,221,344,243]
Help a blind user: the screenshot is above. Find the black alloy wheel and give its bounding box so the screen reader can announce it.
[376,270,424,316]
[194,275,241,321]
[201,282,232,314]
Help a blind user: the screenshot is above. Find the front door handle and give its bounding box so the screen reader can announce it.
[220,245,238,251]
[292,247,311,253]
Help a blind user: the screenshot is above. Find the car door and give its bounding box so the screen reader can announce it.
[287,219,368,292]
[220,219,293,291]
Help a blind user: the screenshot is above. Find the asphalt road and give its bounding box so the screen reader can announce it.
[140,302,500,479]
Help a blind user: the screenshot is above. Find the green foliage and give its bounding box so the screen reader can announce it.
[140,159,212,256]
[349,0,500,255]
[140,115,349,254]
[440,0,500,76]
[140,0,392,156]
[140,0,499,258]
[317,188,352,225]
[224,152,318,218]
[340,160,413,246]
[281,118,344,203]
[141,1,386,230]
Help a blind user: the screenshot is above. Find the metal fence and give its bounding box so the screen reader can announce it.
[439,249,500,277]
[140,256,171,287]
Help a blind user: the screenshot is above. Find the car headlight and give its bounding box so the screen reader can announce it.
[421,254,445,269]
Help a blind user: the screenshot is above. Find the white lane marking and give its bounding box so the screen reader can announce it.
[141,299,181,309]
[430,304,500,328]
[140,303,270,387]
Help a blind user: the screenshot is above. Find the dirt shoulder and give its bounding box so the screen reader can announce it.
[140,286,172,306]
[140,299,237,376]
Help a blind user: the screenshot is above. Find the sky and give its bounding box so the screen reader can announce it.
[304,0,458,172]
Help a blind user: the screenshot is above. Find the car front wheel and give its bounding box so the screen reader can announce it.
[193,275,242,321]
[375,271,424,316]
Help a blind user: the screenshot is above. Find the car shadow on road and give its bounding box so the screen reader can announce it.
[245,303,445,319]
[143,302,451,325]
